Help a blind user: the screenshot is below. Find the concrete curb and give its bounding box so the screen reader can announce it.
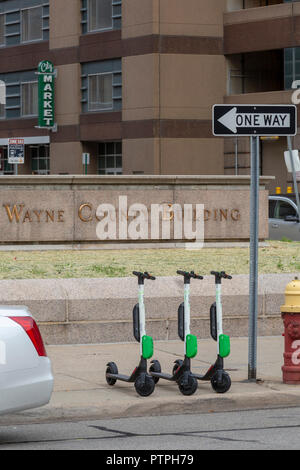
[3,382,300,426]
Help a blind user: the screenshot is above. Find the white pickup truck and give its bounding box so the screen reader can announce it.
[0,306,53,415]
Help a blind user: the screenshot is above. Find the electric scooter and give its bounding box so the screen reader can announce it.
[149,270,203,396]
[193,271,232,393]
[105,271,156,397]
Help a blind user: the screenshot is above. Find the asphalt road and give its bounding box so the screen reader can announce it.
[1,407,300,451]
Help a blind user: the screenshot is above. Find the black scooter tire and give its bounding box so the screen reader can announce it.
[135,374,155,397]
[106,362,118,386]
[211,371,231,394]
[178,374,198,396]
[149,360,161,384]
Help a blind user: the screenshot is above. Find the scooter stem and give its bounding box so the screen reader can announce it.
[216,283,223,351]
[184,283,191,354]
[138,284,146,356]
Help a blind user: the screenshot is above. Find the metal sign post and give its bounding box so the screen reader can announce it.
[213,103,297,381]
[248,136,260,380]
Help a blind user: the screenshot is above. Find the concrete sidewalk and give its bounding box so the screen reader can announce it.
[3,336,300,425]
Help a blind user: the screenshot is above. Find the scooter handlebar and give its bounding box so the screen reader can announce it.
[177,270,203,281]
[133,271,156,282]
[211,271,232,282]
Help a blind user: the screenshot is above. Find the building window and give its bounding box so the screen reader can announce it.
[0,14,5,47]
[88,73,113,111]
[98,142,122,175]
[0,147,13,175]
[82,0,121,33]
[31,145,50,175]
[284,47,300,90]
[22,6,43,43]
[82,59,122,113]
[0,3,49,47]
[88,0,112,32]
[21,82,38,117]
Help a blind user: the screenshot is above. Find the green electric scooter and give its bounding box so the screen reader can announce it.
[192,271,232,393]
[149,270,202,396]
[105,271,156,397]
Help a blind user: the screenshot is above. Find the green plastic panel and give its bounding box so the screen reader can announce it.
[219,334,230,358]
[142,335,153,359]
[186,334,198,359]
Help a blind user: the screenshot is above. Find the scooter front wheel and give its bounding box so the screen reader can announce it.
[211,371,231,394]
[135,374,155,397]
[178,373,198,396]
[106,362,118,386]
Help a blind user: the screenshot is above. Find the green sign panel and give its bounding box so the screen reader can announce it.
[38,60,55,128]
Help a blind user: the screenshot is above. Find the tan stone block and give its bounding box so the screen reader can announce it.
[122,0,159,38]
[55,64,81,126]
[49,0,81,48]
[122,55,160,121]
[160,0,226,37]
[0,190,74,242]
[160,55,227,120]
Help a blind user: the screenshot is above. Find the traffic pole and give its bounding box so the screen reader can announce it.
[248,135,260,381]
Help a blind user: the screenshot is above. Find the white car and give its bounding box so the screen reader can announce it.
[0,306,53,415]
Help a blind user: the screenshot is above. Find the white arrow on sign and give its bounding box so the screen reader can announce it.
[218,107,291,134]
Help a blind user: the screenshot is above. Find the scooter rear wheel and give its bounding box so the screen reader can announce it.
[178,373,198,396]
[149,360,161,384]
[135,374,155,397]
[211,371,231,394]
[106,362,118,386]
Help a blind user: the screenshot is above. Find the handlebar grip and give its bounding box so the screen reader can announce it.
[177,270,188,276]
[144,272,156,281]
[133,271,142,277]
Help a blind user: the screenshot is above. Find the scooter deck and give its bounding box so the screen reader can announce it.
[150,371,175,381]
[192,367,215,381]
[106,373,132,383]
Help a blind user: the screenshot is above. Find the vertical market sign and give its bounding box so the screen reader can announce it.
[38,60,55,128]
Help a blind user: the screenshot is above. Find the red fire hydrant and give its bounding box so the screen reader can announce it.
[281,278,300,384]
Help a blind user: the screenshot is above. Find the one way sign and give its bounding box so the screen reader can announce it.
[213,105,297,137]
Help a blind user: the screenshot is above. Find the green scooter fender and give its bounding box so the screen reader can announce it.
[142,335,154,359]
[186,334,198,359]
[219,334,230,358]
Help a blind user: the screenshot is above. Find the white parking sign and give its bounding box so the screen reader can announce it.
[8,138,24,164]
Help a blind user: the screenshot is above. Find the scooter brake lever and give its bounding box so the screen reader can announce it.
[144,272,156,281]
[221,271,232,280]
[190,271,203,280]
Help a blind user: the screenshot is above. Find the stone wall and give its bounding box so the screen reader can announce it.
[0,175,272,245]
[0,273,292,345]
